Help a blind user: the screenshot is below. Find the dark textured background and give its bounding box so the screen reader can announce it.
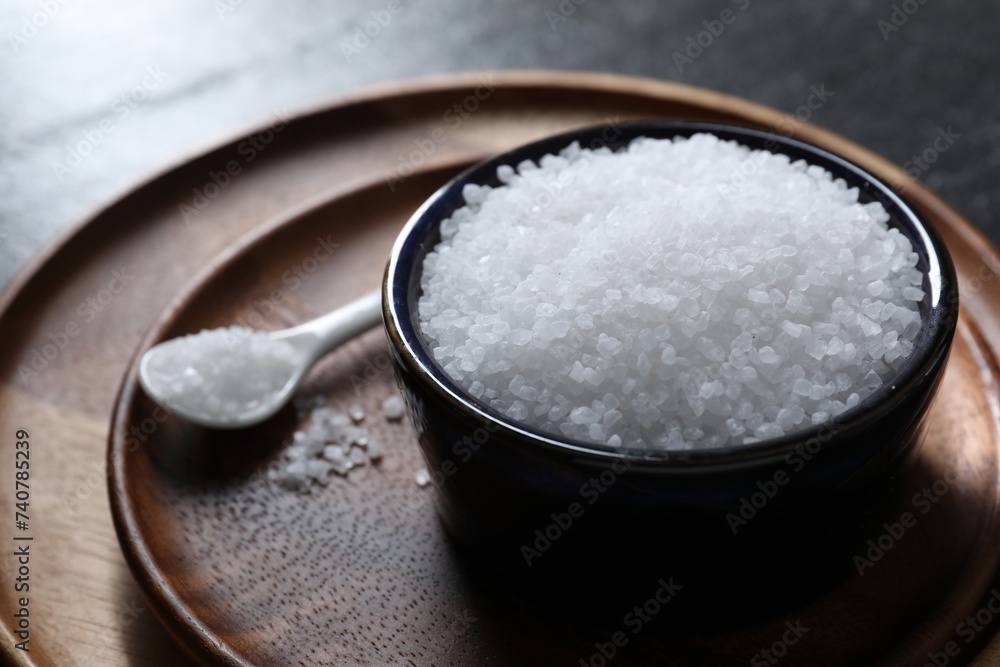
[0,0,996,289]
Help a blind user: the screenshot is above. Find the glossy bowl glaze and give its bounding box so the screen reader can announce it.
[382,121,959,578]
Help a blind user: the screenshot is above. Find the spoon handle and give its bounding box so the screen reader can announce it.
[272,290,383,362]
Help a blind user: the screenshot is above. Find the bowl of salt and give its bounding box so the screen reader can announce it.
[382,120,959,580]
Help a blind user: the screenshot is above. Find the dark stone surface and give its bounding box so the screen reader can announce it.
[1,0,996,289]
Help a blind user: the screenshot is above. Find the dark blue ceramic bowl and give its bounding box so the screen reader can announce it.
[382,121,958,575]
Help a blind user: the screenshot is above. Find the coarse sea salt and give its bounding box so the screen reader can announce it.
[382,394,406,421]
[417,133,924,450]
[144,326,297,423]
[270,394,403,491]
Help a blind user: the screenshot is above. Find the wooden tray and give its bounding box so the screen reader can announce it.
[2,71,1000,666]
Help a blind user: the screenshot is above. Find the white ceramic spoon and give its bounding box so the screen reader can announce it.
[138,290,383,428]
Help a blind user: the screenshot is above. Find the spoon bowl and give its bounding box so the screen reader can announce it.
[138,290,382,428]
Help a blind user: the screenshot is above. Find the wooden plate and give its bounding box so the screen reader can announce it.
[2,72,1000,666]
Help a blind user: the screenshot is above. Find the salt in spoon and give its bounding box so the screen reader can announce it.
[138,290,382,428]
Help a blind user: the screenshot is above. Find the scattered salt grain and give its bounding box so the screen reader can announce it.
[329,458,352,477]
[348,446,367,465]
[382,395,406,421]
[323,444,345,462]
[306,459,332,485]
[271,402,384,491]
[271,393,410,491]
[417,133,924,450]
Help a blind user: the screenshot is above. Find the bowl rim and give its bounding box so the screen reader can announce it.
[382,119,959,468]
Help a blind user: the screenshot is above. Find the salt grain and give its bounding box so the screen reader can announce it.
[382,395,406,420]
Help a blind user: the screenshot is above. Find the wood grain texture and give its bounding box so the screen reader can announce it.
[1,72,999,665]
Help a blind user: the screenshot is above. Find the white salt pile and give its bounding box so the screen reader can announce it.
[418,133,924,450]
[270,397,397,492]
[144,326,298,424]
